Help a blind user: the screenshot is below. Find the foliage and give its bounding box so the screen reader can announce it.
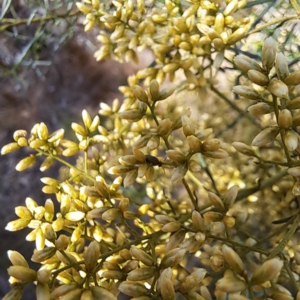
[2,0,300,299]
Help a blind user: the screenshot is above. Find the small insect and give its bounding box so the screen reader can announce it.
[145,155,162,167]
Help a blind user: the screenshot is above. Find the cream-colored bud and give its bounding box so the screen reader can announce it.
[166,230,186,252]
[278,109,292,128]
[248,70,269,86]
[102,270,125,280]
[216,275,247,293]
[102,208,121,221]
[232,86,260,100]
[171,164,188,183]
[157,118,173,137]
[247,103,273,116]
[192,211,205,232]
[132,85,148,103]
[130,247,154,266]
[120,249,131,260]
[162,221,181,233]
[232,142,255,156]
[160,275,175,300]
[37,269,51,284]
[155,215,175,224]
[204,211,223,222]
[8,266,37,283]
[276,52,289,80]
[283,129,299,151]
[234,55,262,73]
[80,290,93,300]
[127,267,155,281]
[202,149,228,159]
[50,283,78,299]
[3,287,23,300]
[251,257,283,284]
[118,282,149,297]
[182,115,195,137]
[90,286,117,300]
[188,159,201,172]
[252,127,280,147]
[108,165,133,175]
[149,79,160,101]
[161,248,186,268]
[262,37,277,72]
[166,150,186,163]
[56,251,77,265]
[284,70,300,86]
[119,109,144,122]
[268,79,289,99]
[124,169,138,187]
[65,211,85,222]
[287,96,300,109]
[288,167,300,177]
[202,139,220,152]
[187,136,202,153]
[84,241,100,271]
[222,244,244,275]
[36,283,50,300]
[208,192,225,210]
[224,185,238,208]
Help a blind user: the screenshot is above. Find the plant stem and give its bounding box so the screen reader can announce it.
[246,14,300,36]
[211,85,262,129]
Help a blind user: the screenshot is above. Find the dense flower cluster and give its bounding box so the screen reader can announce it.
[2,0,300,299]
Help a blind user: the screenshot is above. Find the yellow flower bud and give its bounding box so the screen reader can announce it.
[15,155,36,171]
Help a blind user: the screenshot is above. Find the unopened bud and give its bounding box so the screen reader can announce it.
[283,129,299,151]
[248,70,269,86]
[232,142,255,156]
[252,127,280,147]
[232,86,260,100]
[278,109,292,128]
[262,37,277,72]
[251,258,283,284]
[284,70,300,86]
[276,52,289,80]
[222,244,244,275]
[248,103,273,116]
[268,79,289,99]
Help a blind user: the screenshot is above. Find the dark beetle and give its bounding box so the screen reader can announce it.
[145,155,162,167]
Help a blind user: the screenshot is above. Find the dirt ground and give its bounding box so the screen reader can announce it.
[0,30,138,298]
